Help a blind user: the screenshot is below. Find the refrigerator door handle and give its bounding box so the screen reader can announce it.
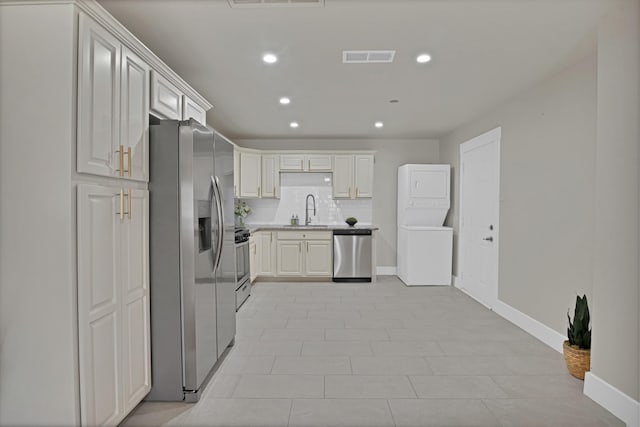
[211,175,224,273]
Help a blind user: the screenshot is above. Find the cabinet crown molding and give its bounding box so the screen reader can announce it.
[1,0,213,111]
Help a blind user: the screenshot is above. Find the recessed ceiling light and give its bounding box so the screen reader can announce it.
[262,53,278,64]
[374,121,384,128]
[289,121,299,128]
[416,53,432,64]
[279,97,291,105]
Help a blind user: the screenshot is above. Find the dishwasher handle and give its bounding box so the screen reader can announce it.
[333,229,372,236]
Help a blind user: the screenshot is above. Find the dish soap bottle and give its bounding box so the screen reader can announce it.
[290,214,296,225]
[294,214,299,225]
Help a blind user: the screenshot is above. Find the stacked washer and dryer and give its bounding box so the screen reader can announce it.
[397,164,453,286]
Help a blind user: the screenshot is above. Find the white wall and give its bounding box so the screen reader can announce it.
[440,54,598,335]
[591,0,639,403]
[236,139,440,269]
[0,4,80,425]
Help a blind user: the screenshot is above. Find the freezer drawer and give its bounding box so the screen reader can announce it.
[333,229,372,282]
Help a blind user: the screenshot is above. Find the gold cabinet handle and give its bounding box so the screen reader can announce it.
[348,187,351,198]
[116,189,124,220]
[306,241,308,253]
[299,242,301,253]
[126,147,132,177]
[128,188,132,219]
[258,186,261,197]
[273,186,275,195]
[116,145,124,176]
[356,187,359,198]
[300,159,304,170]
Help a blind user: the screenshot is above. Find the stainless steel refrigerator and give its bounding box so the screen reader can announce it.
[147,119,236,402]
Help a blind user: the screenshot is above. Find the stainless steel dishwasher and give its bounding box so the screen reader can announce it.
[333,229,372,282]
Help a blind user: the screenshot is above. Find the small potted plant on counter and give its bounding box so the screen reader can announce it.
[563,294,591,380]
[234,200,251,227]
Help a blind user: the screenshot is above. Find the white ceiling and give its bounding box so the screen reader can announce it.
[98,0,617,140]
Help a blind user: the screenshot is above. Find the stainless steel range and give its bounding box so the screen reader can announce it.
[234,227,251,309]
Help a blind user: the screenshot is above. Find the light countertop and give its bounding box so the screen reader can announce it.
[246,224,379,233]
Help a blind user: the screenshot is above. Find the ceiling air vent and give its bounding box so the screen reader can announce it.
[342,50,396,64]
[228,0,324,8]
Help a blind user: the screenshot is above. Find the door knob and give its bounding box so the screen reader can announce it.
[483,236,493,242]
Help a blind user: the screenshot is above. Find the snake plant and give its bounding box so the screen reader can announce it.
[567,294,591,349]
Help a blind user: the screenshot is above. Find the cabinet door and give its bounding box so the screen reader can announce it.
[77,184,122,426]
[249,240,258,282]
[120,189,150,413]
[332,155,353,198]
[261,155,279,198]
[354,155,374,198]
[305,240,333,276]
[233,149,240,198]
[240,152,261,198]
[77,14,121,178]
[259,232,276,276]
[307,155,332,171]
[120,46,150,182]
[183,95,207,125]
[276,240,304,276]
[280,154,305,171]
[150,70,183,120]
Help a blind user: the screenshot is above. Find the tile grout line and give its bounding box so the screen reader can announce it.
[386,399,398,427]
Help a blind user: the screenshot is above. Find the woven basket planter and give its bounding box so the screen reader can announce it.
[563,340,591,380]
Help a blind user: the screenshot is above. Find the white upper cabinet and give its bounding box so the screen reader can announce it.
[120,46,150,182]
[77,14,150,182]
[332,155,353,199]
[233,149,240,198]
[333,154,373,199]
[307,154,332,171]
[182,95,206,125]
[150,70,183,120]
[261,155,279,198]
[280,154,305,171]
[354,154,374,198]
[239,151,261,198]
[280,154,332,171]
[77,13,121,179]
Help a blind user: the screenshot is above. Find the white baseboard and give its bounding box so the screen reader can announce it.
[492,299,566,353]
[584,372,640,427]
[376,266,397,275]
[452,275,461,288]
[451,279,638,426]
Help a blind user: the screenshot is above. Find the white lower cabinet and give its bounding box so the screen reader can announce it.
[77,184,150,426]
[249,236,258,282]
[305,240,333,276]
[275,231,332,278]
[276,240,305,276]
[258,231,277,276]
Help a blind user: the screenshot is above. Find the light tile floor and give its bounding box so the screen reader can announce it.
[121,276,623,427]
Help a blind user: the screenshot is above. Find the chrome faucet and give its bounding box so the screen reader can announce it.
[305,194,316,226]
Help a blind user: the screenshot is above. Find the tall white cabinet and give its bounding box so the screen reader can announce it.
[0,2,211,426]
[77,186,150,425]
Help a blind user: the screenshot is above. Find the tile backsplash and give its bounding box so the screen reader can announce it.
[241,172,372,226]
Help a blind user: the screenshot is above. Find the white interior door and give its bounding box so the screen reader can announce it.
[459,127,501,308]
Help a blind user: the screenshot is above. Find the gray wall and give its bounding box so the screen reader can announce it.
[439,54,598,335]
[592,0,639,402]
[236,139,440,268]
